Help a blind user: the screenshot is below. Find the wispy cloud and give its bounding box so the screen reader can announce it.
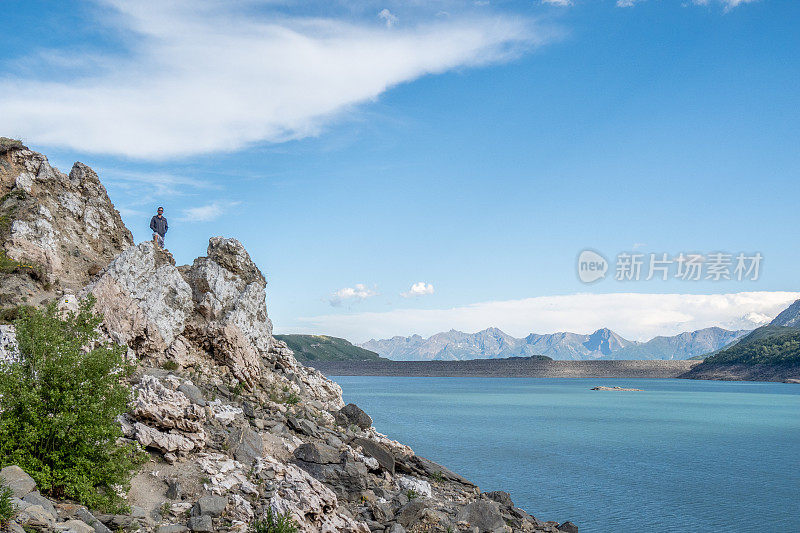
[0,0,546,159]
[378,9,399,28]
[541,0,573,6]
[619,0,760,8]
[105,170,215,197]
[329,284,378,307]
[179,200,240,222]
[294,291,800,343]
[401,281,435,298]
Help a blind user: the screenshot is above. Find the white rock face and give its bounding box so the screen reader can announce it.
[0,325,19,364]
[122,375,206,457]
[254,455,370,533]
[1,148,133,299]
[82,242,193,354]
[181,237,272,387]
[397,475,433,498]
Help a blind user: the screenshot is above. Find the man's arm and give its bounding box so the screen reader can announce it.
[164,218,168,234]
[150,216,157,232]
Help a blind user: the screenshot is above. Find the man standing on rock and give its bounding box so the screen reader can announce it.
[150,206,168,248]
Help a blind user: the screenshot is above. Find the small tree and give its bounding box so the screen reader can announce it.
[0,297,145,511]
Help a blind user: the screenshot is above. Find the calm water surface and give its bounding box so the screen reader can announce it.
[331,377,800,532]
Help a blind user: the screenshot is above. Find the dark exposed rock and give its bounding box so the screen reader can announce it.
[287,415,320,437]
[294,454,369,501]
[178,382,206,406]
[484,490,513,507]
[195,495,227,517]
[188,514,213,532]
[395,499,429,528]
[166,479,183,500]
[293,442,341,464]
[75,507,112,533]
[456,500,505,532]
[22,492,55,517]
[158,525,189,533]
[337,403,372,429]
[354,437,395,474]
[558,520,579,532]
[394,454,475,487]
[227,425,263,465]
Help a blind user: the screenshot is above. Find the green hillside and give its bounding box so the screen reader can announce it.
[274,334,387,362]
[700,325,800,366]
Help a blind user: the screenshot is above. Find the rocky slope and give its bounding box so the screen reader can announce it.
[0,142,573,533]
[680,299,800,382]
[0,138,133,313]
[361,326,747,361]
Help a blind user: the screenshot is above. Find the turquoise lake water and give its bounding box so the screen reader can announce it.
[331,377,800,532]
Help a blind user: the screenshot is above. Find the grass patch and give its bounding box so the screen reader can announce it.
[251,508,298,533]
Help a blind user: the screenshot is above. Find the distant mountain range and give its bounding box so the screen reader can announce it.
[360,326,750,361]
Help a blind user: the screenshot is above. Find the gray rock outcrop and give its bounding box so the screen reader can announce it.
[0,142,133,310]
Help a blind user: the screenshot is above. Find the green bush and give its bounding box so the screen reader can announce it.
[251,507,299,533]
[0,480,13,526]
[0,297,146,512]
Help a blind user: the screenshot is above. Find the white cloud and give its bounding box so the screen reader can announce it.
[179,200,240,222]
[624,0,759,8]
[0,0,545,159]
[294,291,800,343]
[541,0,572,6]
[329,284,378,307]
[401,281,435,298]
[378,9,399,28]
[712,0,760,10]
[105,171,215,197]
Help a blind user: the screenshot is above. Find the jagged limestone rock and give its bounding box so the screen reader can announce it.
[0,146,133,309]
[82,242,193,354]
[122,375,206,456]
[254,455,370,533]
[180,237,272,387]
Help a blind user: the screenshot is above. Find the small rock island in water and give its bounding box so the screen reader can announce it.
[591,386,644,391]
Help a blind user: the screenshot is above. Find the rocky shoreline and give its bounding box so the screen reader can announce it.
[306,359,699,379]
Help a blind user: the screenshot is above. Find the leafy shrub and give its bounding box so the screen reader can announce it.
[0,297,146,511]
[161,359,179,371]
[406,489,419,500]
[0,480,14,526]
[251,507,298,533]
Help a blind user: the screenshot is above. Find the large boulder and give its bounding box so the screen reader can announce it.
[82,242,193,355]
[181,237,272,387]
[337,404,372,429]
[0,465,36,497]
[456,500,505,532]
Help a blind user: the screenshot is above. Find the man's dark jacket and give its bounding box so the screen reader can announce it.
[150,215,168,237]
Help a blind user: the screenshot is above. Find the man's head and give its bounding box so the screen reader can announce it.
[157,206,164,217]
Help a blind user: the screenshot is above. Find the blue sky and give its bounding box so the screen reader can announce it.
[2,0,799,341]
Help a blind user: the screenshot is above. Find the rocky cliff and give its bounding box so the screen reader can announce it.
[0,142,572,533]
[0,138,133,313]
